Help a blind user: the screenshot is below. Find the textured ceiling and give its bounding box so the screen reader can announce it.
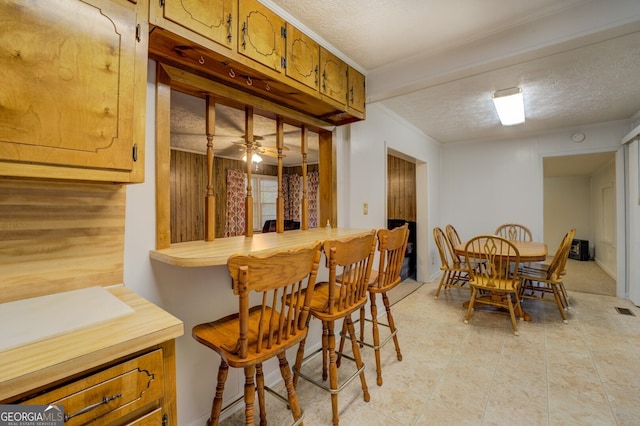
[267,0,640,144]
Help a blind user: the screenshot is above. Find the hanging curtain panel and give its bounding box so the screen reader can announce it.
[225,169,246,237]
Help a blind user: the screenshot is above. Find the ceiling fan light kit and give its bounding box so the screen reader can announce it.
[492,87,525,126]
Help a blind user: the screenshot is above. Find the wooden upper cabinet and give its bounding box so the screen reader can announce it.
[320,47,348,106]
[348,67,366,113]
[285,24,319,90]
[160,0,236,49]
[238,0,285,72]
[0,0,146,182]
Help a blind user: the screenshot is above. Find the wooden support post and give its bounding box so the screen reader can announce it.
[245,106,254,237]
[301,126,308,230]
[276,117,285,233]
[204,96,216,241]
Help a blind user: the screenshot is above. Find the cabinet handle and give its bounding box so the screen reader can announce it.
[64,393,122,422]
[226,13,232,44]
[241,22,247,50]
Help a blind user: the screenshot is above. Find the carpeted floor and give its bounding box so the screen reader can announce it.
[561,257,617,296]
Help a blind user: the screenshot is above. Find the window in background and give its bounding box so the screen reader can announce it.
[248,174,277,232]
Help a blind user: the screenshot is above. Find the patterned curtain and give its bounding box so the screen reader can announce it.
[307,171,319,228]
[225,169,245,237]
[283,174,291,221]
[287,174,302,222]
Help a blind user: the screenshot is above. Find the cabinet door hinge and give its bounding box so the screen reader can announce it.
[159,0,165,7]
[162,413,168,426]
[226,13,233,44]
[281,57,286,69]
[281,26,287,39]
[135,24,141,42]
[132,143,138,162]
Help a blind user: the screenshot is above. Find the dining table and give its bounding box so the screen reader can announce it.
[453,239,548,321]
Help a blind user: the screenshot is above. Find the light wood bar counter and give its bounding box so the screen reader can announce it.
[150,228,373,267]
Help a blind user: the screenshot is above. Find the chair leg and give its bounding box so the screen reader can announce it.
[381,292,402,362]
[505,294,519,336]
[325,320,340,426]
[293,317,312,388]
[243,365,257,425]
[336,320,348,368]
[277,353,304,424]
[321,322,329,382]
[434,270,449,299]
[208,360,229,426]
[256,364,267,426]
[552,284,568,323]
[369,292,383,386]
[464,287,478,323]
[345,316,370,403]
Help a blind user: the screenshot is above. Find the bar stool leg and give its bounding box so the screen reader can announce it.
[208,361,229,426]
[369,293,383,386]
[345,316,370,402]
[325,319,340,426]
[382,292,402,361]
[277,353,304,423]
[256,364,267,425]
[243,365,256,425]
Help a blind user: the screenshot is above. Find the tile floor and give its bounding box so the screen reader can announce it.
[221,281,640,425]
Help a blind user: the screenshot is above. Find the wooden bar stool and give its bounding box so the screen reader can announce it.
[291,231,376,425]
[339,224,409,385]
[192,242,322,425]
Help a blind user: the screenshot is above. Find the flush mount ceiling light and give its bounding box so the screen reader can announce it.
[492,87,525,126]
[241,153,263,163]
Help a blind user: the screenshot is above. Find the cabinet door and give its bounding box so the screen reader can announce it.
[348,67,366,113]
[0,0,139,174]
[238,0,285,72]
[320,47,348,106]
[285,24,319,90]
[161,0,236,49]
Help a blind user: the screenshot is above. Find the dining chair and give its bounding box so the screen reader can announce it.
[192,242,322,426]
[463,235,524,336]
[445,224,465,263]
[348,223,409,386]
[292,231,376,426]
[495,223,533,241]
[519,228,576,320]
[433,226,471,298]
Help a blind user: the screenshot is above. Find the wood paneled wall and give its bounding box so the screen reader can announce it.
[170,150,319,241]
[387,155,416,222]
[0,178,125,303]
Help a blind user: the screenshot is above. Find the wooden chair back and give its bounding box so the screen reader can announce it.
[548,228,576,280]
[464,235,521,289]
[226,242,322,359]
[434,226,458,270]
[322,231,376,317]
[445,224,464,262]
[372,223,410,291]
[495,223,533,241]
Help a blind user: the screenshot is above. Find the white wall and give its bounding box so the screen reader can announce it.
[544,175,592,253]
[441,123,629,298]
[591,158,617,277]
[348,104,442,282]
[626,139,640,304]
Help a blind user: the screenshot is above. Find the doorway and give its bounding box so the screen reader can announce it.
[543,151,617,295]
[387,153,417,280]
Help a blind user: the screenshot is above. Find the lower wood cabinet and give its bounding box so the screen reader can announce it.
[22,349,168,426]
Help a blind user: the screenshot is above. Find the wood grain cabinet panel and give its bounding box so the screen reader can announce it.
[285,23,319,90]
[0,0,146,182]
[24,350,165,426]
[348,66,366,113]
[160,0,236,49]
[320,47,348,106]
[238,0,285,72]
